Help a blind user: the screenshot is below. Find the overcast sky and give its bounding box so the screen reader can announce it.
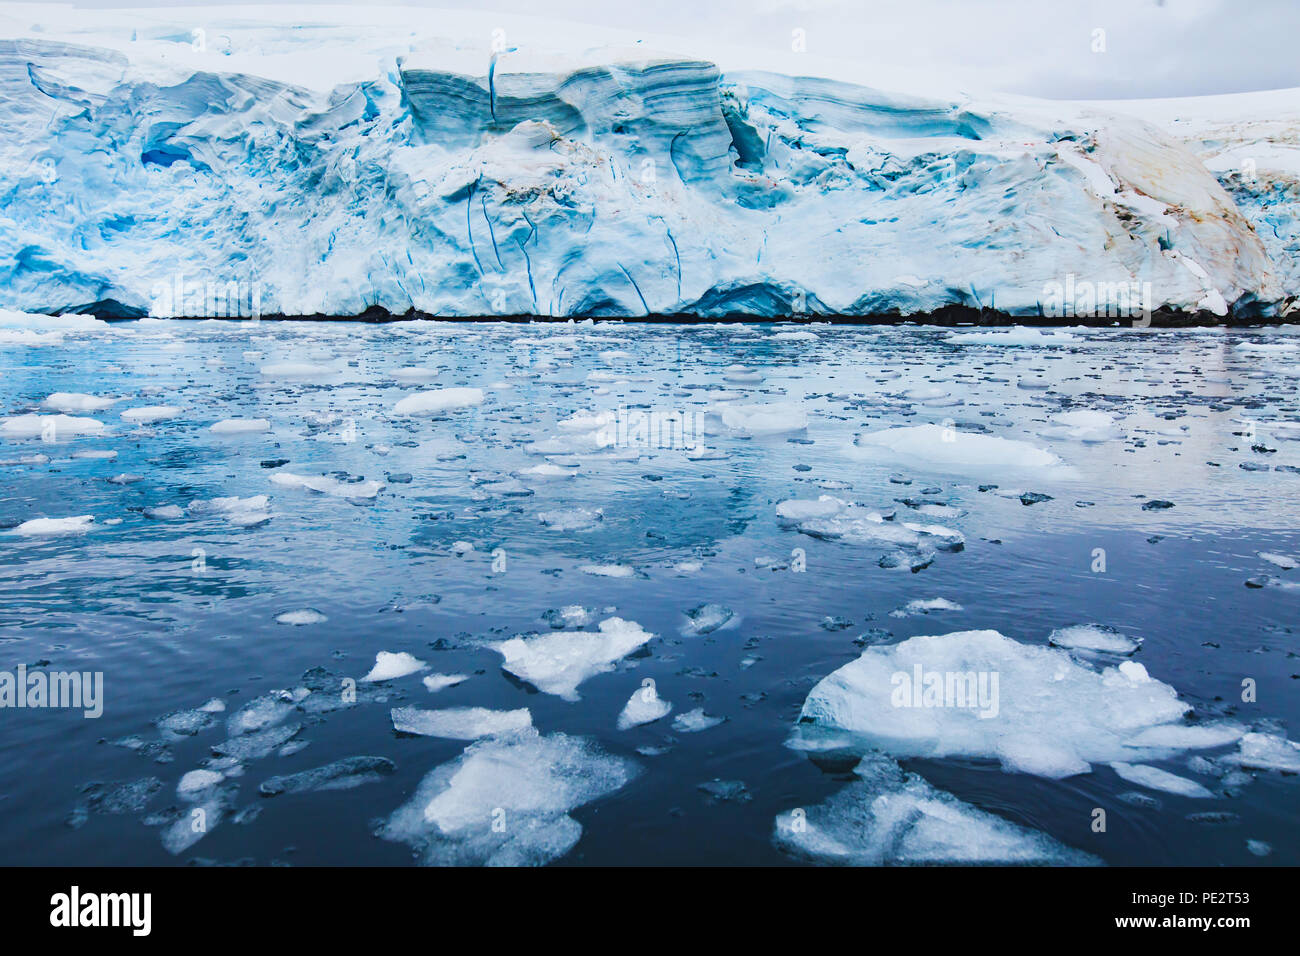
[63,0,1300,99]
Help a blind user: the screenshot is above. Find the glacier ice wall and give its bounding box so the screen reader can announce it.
[0,33,1293,319]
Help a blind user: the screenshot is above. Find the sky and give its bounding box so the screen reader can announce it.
[57,0,1300,99]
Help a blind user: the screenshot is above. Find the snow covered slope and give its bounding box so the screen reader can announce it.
[0,4,1294,319]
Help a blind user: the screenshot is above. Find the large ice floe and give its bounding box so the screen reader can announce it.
[492,617,654,701]
[378,728,637,866]
[775,628,1263,865]
[0,5,1295,320]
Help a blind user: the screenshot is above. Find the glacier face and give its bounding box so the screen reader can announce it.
[0,12,1295,320]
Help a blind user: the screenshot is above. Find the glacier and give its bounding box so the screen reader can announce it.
[0,5,1296,321]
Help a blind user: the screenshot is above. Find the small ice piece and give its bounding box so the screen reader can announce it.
[1246,840,1272,857]
[538,507,603,531]
[889,597,962,618]
[493,617,655,701]
[377,728,636,866]
[1221,732,1300,773]
[43,392,117,413]
[361,651,428,683]
[389,366,439,381]
[579,563,635,578]
[186,495,271,528]
[259,756,396,796]
[1048,624,1142,656]
[683,603,735,634]
[672,708,725,733]
[209,418,270,434]
[259,361,335,379]
[947,328,1079,347]
[270,472,383,499]
[852,424,1062,471]
[211,723,302,761]
[227,691,299,736]
[122,405,182,424]
[776,495,847,522]
[423,673,470,693]
[541,606,596,629]
[1259,552,1298,570]
[794,629,1192,779]
[720,402,808,436]
[1123,722,1245,750]
[0,413,104,440]
[1041,410,1123,442]
[144,504,184,520]
[276,609,327,626]
[177,769,225,797]
[775,759,1098,865]
[392,706,532,739]
[617,683,672,730]
[8,515,95,536]
[392,387,484,416]
[1110,762,1215,798]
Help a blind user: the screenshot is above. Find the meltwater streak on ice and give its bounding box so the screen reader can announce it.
[0,318,1298,865]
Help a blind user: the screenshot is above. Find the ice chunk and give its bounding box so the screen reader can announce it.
[493,618,654,701]
[889,597,962,617]
[1124,722,1245,750]
[672,708,726,733]
[178,769,225,797]
[361,651,428,683]
[578,563,636,578]
[1110,762,1215,798]
[794,629,1192,779]
[8,515,95,536]
[391,706,532,739]
[1041,410,1124,442]
[227,691,299,736]
[209,418,270,434]
[1048,624,1142,656]
[270,472,383,499]
[43,392,117,413]
[186,495,271,528]
[617,683,672,730]
[683,603,735,634]
[276,609,327,626]
[212,723,303,761]
[423,673,470,693]
[377,728,636,866]
[392,387,484,416]
[259,756,396,796]
[1259,552,1298,570]
[852,424,1062,471]
[122,405,182,424]
[1221,732,1300,773]
[947,328,1080,346]
[775,758,1098,865]
[720,403,808,436]
[0,413,104,440]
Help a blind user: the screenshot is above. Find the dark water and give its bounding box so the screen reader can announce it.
[0,317,1297,865]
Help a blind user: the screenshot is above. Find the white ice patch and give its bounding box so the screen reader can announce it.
[853,424,1062,471]
[793,629,1197,779]
[719,402,808,436]
[947,328,1080,347]
[1110,762,1215,798]
[672,708,725,733]
[43,392,117,413]
[578,563,635,578]
[1048,624,1142,656]
[1040,410,1124,443]
[0,414,104,440]
[270,472,383,499]
[361,651,428,683]
[186,495,271,528]
[493,617,654,701]
[1221,733,1300,773]
[122,405,182,424]
[7,515,95,536]
[617,684,672,730]
[391,705,532,739]
[276,609,327,626]
[392,387,484,416]
[423,673,470,693]
[210,418,270,434]
[889,597,962,618]
[378,728,636,866]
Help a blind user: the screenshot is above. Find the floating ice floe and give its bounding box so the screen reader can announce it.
[578,563,636,578]
[538,507,603,531]
[7,515,95,536]
[276,609,327,626]
[121,405,182,424]
[391,706,532,739]
[423,673,470,693]
[617,683,672,730]
[792,629,1233,780]
[493,617,654,701]
[683,603,736,634]
[378,728,637,866]
[889,597,963,617]
[1040,410,1125,443]
[852,424,1063,471]
[1110,762,1215,798]
[270,472,384,499]
[1221,733,1300,773]
[259,361,337,380]
[0,413,104,440]
[186,495,271,528]
[774,753,1099,865]
[720,402,808,436]
[392,387,484,416]
[1048,624,1142,656]
[260,756,396,796]
[362,652,428,683]
[672,708,726,733]
[209,418,270,434]
[1259,552,1298,570]
[43,392,117,413]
